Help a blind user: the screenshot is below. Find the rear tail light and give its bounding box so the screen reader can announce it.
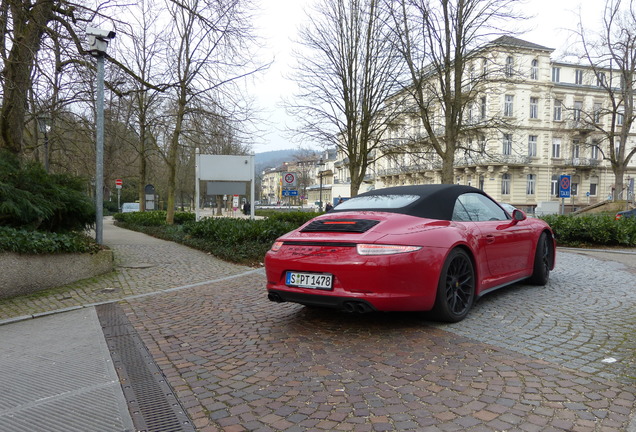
[271,241,284,252]
[356,244,422,255]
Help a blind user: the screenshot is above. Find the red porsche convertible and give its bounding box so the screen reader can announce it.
[265,184,556,322]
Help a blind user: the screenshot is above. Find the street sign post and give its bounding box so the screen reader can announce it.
[115,179,122,211]
[559,175,571,214]
[283,172,297,188]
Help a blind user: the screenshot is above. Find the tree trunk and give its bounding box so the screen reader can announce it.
[0,1,55,155]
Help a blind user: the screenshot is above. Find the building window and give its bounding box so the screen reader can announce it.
[575,69,584,84]
[593,102,602,123]
[590,177,598,196]
[553,99,562,121]
[552,67,560,82]
[504,95,514,117]
[573,101,582,121]
[572,140,580,158]
[502,173,511,195]
[505,56,514,77]
[526,174,536,195]
[552,138,561,158]
[503,133,512,155]
[551,175,559,196]
[528,135,537,157]
[482,58,488,77]
[530,97,539,119]
[591,141,600,159]
[617,108,624,126]
[531,59,539,80]
[597,72,606,87]
[479,175,485,190]
[480,96,487,119]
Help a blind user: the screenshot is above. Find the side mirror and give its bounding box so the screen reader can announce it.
[512,209,527,222]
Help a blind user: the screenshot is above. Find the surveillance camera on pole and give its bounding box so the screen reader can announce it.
[86,26,115,244]
[86,27,116,56]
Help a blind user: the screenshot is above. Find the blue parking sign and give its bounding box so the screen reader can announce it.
[559,175,571,198]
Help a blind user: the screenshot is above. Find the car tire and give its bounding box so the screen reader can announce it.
[527,232,552,286]
[432,248,475,323]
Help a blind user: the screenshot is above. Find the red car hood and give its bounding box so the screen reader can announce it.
[279,211,452,244]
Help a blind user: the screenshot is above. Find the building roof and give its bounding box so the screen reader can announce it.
[488,36,553,52]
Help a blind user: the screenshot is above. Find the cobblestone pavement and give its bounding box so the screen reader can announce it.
[0,221,634,431]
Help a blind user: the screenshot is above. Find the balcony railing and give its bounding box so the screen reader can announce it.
[378,162,441,176]
[455,154,532,166]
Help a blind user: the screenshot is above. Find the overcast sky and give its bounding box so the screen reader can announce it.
[249,0,606,154]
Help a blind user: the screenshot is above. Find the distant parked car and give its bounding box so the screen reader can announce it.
[121,202,140,213]
[615,208,636,220]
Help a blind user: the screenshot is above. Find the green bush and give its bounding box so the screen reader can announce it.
[179,217,298,264]
[256,209,321,224]
[265,210,321,225]
[540,214,636,247]
[113,210,195,226]
[0,226,100,254]
[0,150,94,232]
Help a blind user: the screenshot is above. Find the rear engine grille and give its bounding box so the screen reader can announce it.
[301,219,379,233]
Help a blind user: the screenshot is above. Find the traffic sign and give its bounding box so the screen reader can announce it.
[559,175,571,198]
[282,189,298,196]
[283,172,297,187]
[115,179,122,189]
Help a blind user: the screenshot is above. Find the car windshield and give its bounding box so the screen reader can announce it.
[334,194,420,210]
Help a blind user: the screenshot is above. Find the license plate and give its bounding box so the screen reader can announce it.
[285,272,333,290]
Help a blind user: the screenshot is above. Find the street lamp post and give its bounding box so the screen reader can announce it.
[317,159,325,211]
[36,114,50,173]
[86,27,116,245]
[319,171,323,211]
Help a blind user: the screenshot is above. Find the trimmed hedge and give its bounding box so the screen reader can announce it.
[114,211,317,265]
[113,210,196,226]
[540,214,636,247]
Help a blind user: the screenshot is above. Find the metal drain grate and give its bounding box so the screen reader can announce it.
[96,303,195,432]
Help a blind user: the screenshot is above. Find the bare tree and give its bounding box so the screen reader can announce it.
[159,0,261,223]
[116,0,170,210]
[288,0,403,197]
[576,0,636,200]
[385,0,522,184]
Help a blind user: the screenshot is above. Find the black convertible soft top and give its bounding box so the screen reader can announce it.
[331,184,491,220]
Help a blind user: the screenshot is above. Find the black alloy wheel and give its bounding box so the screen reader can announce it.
[528,232,552,286]
[433,248,475,323]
